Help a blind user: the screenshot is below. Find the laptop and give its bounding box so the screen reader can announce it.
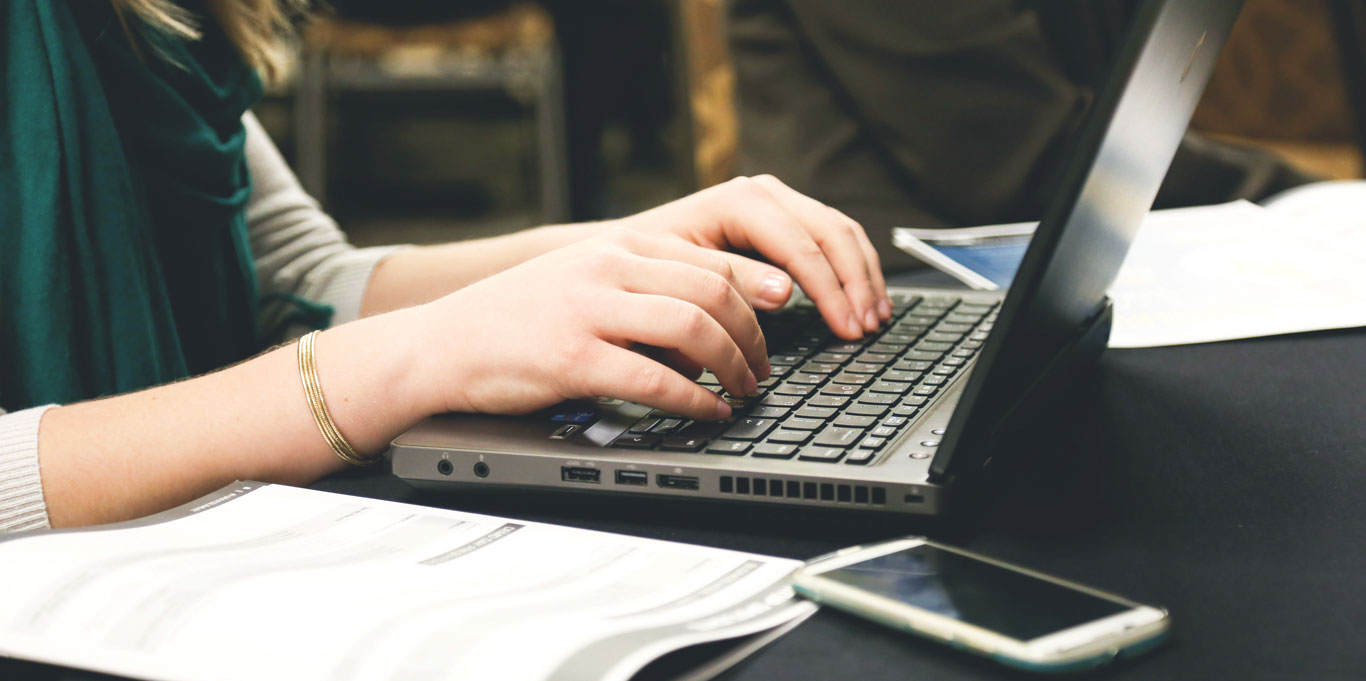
[390,0,1244,515]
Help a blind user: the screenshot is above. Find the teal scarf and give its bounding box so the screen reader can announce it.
[0,0,261,411]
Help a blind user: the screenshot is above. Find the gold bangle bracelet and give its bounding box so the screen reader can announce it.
[297,330,376,467]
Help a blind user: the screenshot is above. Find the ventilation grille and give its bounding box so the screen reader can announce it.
[719,476,885,505]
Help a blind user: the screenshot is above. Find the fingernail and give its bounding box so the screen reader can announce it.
[758,272,790,304]
[879,299,892,319]
[714,399,733,420]
[846,313,862,337]
[863,309,878,331]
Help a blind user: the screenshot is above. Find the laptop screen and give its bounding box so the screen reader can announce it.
[931,0,1245,481]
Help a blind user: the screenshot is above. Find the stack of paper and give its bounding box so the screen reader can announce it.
[893,181,1366,348]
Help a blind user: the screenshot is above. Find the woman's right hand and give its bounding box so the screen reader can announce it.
[410,228,773,421]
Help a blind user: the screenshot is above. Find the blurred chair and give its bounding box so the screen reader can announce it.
[294,3,570,222]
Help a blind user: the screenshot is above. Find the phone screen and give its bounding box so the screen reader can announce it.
[820,544,1130,641]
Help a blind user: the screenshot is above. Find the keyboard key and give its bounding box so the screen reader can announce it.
[843,362,883,374]
[697,372,720,386]
[927,332,963,343]
[825,342,867,353]
[786,373,824,385]
[782,417,825,431]
[943,357,968,367]
[904,351,942,361]
[794,406,837,420]
[832,372,872,386]
[938,323,973,333]
[915,341,953,352]
[768,429,813,445]
[814,426,863,448]
[923,375,948,386]
[857,436,887,449]
[811,352,852,364]
[892,404,921,418]
[880,333,917,344]
[819,384,861,397]
[661,436,709,452]
[628,418,659,433]
[868,343,904,355]
[882,416,908,427]
[870,425,897,438]
[749,406,791,419]
[932,365,956,376]
[651,418,685,434]
[951,348,976,358]
[770,354,806,365]
[844,449,876,465]
[902,396,929,406]
[848,403,889,417]
[798,447,846,463]
[706,441,751,455]
[855,352,897,364]
[871,381,912,395]
[775,383,816,396]
[900,360,934,371]
[720,418,777,441]
[807,394,851,408]
[833,414,876,428]
[759,394,802,407]
[769,364,792,377]
[611,434,658,449]
[882,370,921,383]
[857,393,897,405]
[674,421,728,439]
[752,443,798,459]
[800,362,842,374]
[913,385,940,397]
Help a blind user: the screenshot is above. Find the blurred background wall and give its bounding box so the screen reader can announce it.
[252,0,1365,251]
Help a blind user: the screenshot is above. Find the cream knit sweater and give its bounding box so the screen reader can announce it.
[0,113,406,532]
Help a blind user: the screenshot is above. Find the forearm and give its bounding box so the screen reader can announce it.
[37,308,437,528]
[360,222,606,316]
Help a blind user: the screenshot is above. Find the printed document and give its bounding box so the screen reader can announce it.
[0,483,813,681]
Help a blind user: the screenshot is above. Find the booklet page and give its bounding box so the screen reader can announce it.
[0,483,812,681]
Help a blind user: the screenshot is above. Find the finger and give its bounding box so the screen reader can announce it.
[839,208,891,319]
[750,175,882,332]
[609,254,769,380]
[582,343,734,421]
[595,293,758,399]
[716,251,794,311]
[637,346,705,381]
[706,178,862,339]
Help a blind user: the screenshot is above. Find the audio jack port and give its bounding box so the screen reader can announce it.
[473,462,490,478]
[437,459,454,476]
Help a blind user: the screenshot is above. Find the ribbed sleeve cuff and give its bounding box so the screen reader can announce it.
[0,405,55,533]
[313,245,409,327]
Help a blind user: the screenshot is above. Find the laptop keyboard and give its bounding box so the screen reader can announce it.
[607,293,999,465]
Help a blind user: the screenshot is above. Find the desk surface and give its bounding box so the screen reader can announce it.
[11,285,1366,681]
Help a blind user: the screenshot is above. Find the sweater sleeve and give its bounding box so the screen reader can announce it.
[0,117,409,533]
[0,405,55,533]
[242,112,410,341]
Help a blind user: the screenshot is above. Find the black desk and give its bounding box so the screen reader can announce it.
[14,292,1366,681]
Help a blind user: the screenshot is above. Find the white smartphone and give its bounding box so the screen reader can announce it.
[793,537,1170,673]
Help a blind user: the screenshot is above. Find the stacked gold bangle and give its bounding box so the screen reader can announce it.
[297,330,377,466]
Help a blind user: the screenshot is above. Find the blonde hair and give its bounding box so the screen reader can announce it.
[111,0,307,83]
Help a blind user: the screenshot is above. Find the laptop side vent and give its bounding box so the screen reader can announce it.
[719,476,886,506]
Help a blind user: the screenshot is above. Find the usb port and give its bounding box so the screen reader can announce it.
[561,466,601,483]
[656,474,699,491]
[615,470,648,486]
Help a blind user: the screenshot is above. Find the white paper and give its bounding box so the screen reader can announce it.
[0,483,813,681]
[894,184,1366,348]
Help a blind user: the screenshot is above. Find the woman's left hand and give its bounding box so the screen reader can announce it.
[612,175,890,340]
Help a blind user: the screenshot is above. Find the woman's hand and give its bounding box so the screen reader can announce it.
[414,228,772,421]
[613,175,890,340]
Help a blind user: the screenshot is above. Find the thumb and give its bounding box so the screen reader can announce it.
[721,253,792,310]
